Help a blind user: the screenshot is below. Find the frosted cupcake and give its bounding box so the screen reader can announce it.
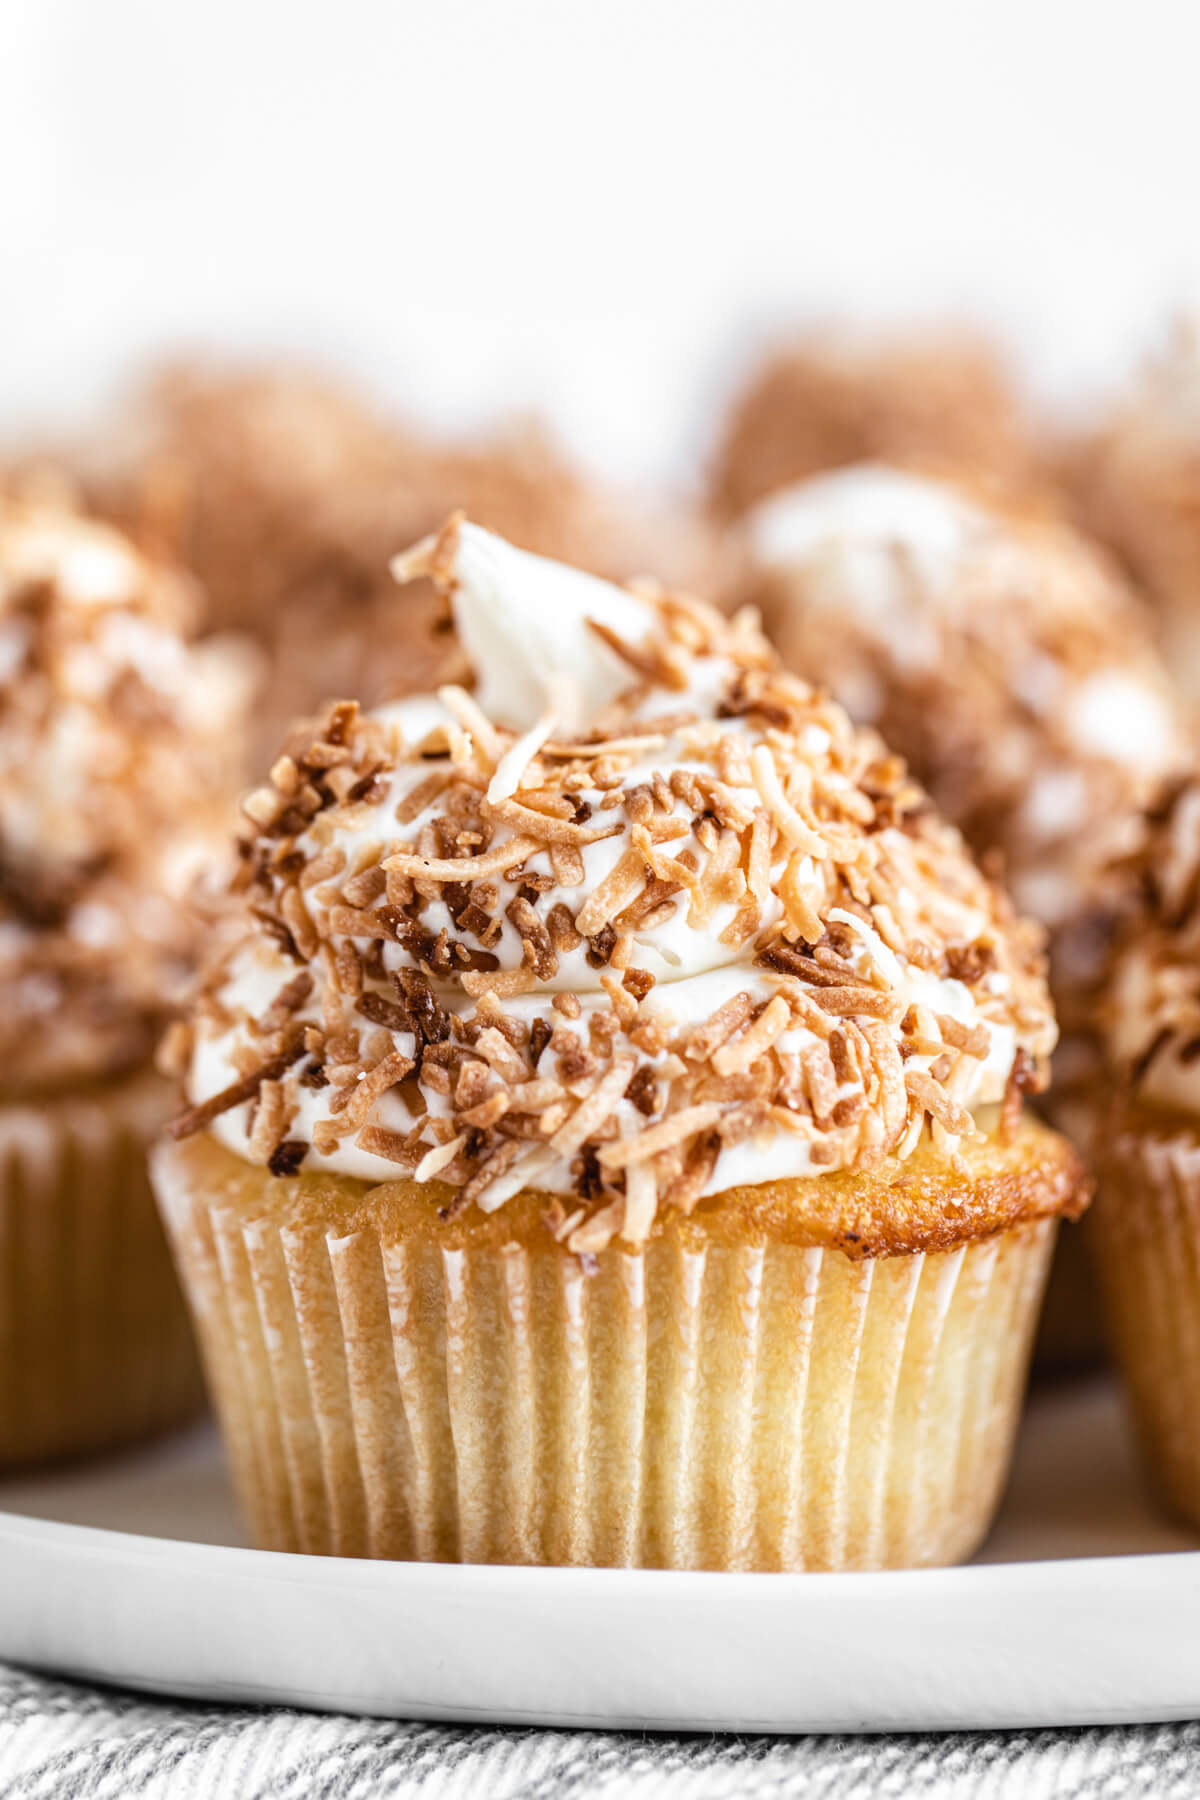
[735,467,1187,1363]
[153,519,1084,1571]
[711,328,1036,519]
[1068,323,1200,702]
[1093,777,1200,1525]
[101,364,721,752]
[0,492,254,1465]
[737,466,1188,1028]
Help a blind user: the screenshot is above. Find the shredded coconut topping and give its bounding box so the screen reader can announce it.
[175,519,1056,1251]
[0,492,255,1094]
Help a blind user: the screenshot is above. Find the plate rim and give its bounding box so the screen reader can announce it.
[5,1500,1200,1591]
[7,1503,1200,1731]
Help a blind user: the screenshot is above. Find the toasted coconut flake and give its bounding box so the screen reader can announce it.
[750,746,824,855]
[356,1124,423,1166]
[587,617,689,691]
[684,991,756,1062]
[711,993,791,1077]
[414,1133,468,1181]
[904,1069,977,1139]
[810,985,904,1020]
[597,1103,722,1170]
[488,795,624,847]
[934,1011,992,1059]
[471,1144,558,1215]
[547,1053,637,1160]
[567,1197,626,1255]
[168,1043,305,1140]
[662,1131,722,1213]
[622,1163,658,1242]
[460,967,536,999]
[438,685,504,764]
[383,836,541,880]
[574,848,647,937]
[299,847,348,890]
[394,771,454,827]
[487,706,557,804]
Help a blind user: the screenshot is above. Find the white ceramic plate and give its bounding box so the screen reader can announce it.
[1,1376,1198,1733]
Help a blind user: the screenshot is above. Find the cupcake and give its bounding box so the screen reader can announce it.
[153,518,1084,1570]
[735,466,1189,1364]
[1068,322,1200,702]
[0,491,255,1465]
[98,363,721,754]
[1092,776,1200,1525]
[710,327,1037,519]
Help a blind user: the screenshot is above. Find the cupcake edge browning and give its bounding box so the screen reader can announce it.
[162,1105,1084,1262]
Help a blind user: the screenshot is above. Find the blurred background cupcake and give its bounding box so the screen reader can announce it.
[729,467,1187,980]
[0,486,256,1465]
[710,328,1040,518]
[724,463,1191,1364]
[153,519,1084,1572]
[88,362,723,756]
[1092,776,1200,1527]
[1066,322,1200,706]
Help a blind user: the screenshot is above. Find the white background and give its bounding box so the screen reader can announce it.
[2,0,1198,484]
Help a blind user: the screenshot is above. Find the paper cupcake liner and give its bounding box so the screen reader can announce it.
[155,1136,1055,1571]
[1091,1124,1200,1527]
[0,1070,205,1467]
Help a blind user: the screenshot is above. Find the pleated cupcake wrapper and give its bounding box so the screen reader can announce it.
[1091,1126,1200,1527]
[156,1139,1055,1571]
[0,1071,205,1467]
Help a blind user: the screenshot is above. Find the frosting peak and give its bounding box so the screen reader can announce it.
[177,521,1056,1253]
[393,521,655,734]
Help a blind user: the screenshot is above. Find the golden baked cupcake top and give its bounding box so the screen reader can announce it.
[710,328,1035,518]
[0,493,255,1094]
[1104,775,1200,1115]
[169,518,1056,1253]
[738,464,1189,946]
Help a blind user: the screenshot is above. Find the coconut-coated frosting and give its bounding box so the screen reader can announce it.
[174,520,1056,1253]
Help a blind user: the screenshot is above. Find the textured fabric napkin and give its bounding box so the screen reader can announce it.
[2,1665,1199,1799]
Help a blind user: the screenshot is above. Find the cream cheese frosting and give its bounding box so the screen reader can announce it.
[175,520,1056,1252]
[742,464,1188,939]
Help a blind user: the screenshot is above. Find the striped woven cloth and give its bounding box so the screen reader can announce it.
[2,1666,1199,1799]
